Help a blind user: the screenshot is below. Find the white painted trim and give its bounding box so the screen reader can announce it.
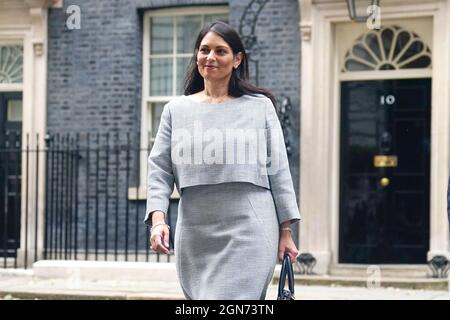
[0,84,23,92]
[0,31,27,267]
[1,0,51,267]
[0,38,25,45]
[139,9,151,201]
[146,7,228,17]
[299,0,333,274]
[0,34,27,92]
[137,6,229,201]
[49,0,63,8]
[299,0,449,273]
[339,70,432,81]
[428,0,450,259]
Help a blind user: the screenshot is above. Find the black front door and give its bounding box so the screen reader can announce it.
[0,93,22,257]
[339,79,431,264]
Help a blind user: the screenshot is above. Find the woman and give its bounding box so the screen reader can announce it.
[144,21,300,300]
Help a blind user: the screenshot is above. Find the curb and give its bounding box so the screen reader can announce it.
[0,290,185,300]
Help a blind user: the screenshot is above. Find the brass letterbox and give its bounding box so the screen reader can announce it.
[374,155,398,168]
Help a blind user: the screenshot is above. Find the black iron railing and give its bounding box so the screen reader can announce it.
[0,131,176,269]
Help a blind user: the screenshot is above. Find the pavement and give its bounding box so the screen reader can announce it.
[1,270,450,300]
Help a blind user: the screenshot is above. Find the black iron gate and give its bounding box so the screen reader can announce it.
[0,131,176,268]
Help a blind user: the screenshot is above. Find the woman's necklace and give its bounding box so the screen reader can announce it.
[201,94,231,104]
[196,88,233,104]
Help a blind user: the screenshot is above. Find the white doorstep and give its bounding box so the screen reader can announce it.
[33,260,178,282]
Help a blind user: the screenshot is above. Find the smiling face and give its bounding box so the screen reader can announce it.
[196,31,242,82]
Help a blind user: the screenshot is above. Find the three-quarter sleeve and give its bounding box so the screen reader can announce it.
[265,99,301,225]
[144,104,175,226]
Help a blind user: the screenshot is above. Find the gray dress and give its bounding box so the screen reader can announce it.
[145,94,301,300]
[176,182,279,300]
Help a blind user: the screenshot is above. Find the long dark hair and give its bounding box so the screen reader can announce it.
[183,21,276,106]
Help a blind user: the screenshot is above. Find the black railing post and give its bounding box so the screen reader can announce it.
[2,131,10,268]
[114,131,119,261]
[49,134,56,260]
[95,132,100,260]
[135,133,139,262]
[56,133,63,259]
[68,134,74,259]
[52,134,58,259]
[104,132,109,261]
[74,133,80,260]
[64,134,69,259]
[24,133,30,268]
[85,132,90,260]
[44,133,51,260]
[125,132,130,261]
[34,133,40,263]
[64,134,69,260]
[13,131,21,268]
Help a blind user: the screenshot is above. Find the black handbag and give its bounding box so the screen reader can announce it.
[277,255,295,300]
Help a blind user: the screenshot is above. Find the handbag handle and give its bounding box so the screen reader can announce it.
[277,254,295,300]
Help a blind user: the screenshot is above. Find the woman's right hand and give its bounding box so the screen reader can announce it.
[150,224,170,255]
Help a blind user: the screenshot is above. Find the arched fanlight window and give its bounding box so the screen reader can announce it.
[0,45,23,84]
[343,25,431,72]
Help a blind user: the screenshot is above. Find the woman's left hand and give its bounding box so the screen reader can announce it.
[278,230,299,263]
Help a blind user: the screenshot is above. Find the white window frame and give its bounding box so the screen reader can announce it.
[0,39,24,92]
[129,6,229,200]
[336,17,433,81]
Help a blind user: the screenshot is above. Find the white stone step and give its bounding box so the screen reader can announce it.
[32,260,179,282]
[329,264,431,278]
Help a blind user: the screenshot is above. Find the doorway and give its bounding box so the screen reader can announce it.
[0,92,22,257]
[339,78,431,263]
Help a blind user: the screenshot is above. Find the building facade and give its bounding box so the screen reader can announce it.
[299,0,449,274]
[0,0,449,275]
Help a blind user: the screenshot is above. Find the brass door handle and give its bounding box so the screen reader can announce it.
[380,177,390,187]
